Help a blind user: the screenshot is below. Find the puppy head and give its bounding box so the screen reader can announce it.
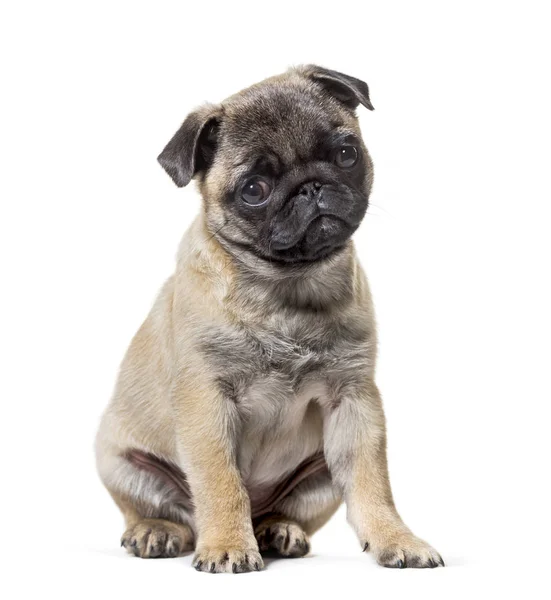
[158,65,374,264]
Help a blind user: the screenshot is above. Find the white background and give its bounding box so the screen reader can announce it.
[1,1,550,598]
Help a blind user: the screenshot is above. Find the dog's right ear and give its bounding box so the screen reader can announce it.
[157,104,222,188]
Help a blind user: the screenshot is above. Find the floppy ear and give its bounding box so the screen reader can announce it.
[157,104,222,188]
[303,65,374,111]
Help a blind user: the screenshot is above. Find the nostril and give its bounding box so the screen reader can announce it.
[298,181,323,196]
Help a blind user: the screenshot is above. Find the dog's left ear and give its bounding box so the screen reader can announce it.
[157,103,222,188]
[302,65,374,111]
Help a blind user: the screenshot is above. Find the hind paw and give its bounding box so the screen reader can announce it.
[255,519,310,558]
[121,519,194,558]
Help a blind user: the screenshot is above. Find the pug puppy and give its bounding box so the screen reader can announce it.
[95,65,444,573]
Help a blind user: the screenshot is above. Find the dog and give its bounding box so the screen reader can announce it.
[95,65,444,573]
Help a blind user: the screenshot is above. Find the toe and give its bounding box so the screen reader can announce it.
[378,547,406,568]
[165,536,181,558]
[146,530,167,558]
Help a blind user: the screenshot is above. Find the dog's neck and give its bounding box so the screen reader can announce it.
[180,215,359,316]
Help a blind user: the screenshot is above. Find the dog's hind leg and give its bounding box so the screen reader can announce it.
[120,514,195,558]
[98,448,195,558]
[253,470,341,558]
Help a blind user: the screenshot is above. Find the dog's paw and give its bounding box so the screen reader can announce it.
[192,546,264,573]
[367,533,444,569]
[255,520,310,558]
[121,519,194,558]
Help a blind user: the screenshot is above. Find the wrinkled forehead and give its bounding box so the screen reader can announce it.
[218,83,358,172]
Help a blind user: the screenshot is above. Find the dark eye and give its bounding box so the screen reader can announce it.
[241,177,272,205]
[335,145,359,168]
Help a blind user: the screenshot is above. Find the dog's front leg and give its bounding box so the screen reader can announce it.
[175,377,262,573]
[323,378,444,568]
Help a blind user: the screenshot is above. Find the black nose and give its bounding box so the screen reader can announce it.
[297,181,322,197]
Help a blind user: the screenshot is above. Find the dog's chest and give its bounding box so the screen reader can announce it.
[202,314,343,399]
[200,313,370,485]
[233,327,329,486]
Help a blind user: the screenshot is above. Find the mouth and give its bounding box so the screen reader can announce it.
[311,214,347,238]
[268,214,354,263]
[270,214,350,252]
